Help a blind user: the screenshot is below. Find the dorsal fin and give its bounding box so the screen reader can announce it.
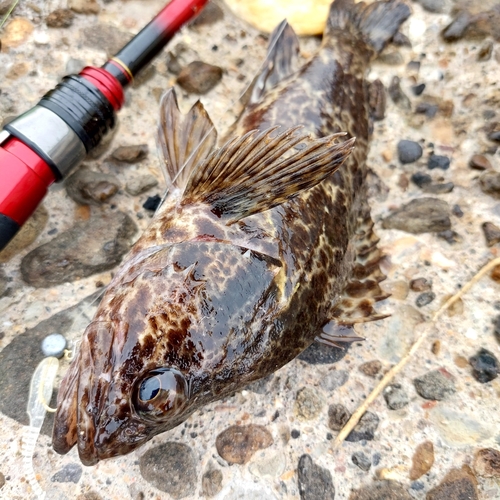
[243,20,300,106]
[182,127,355,223]
[157,88,217,191]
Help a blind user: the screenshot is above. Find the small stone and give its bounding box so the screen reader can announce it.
[166,52,183,75]
[143,195,162,212]
[437,229,462,244]
[492,266,500,283]
[319,369,349,391]
[424,182,455,195]
[299,341,347,365]
[417,0,447,13]
[416,102,439,118]
[189,2,224,26]
[478,41,493,61]
[409,441,434,480]
[345,412,379,442]
[392,32,412,47]
[297,454,335,500]
[469,154,492,170]
[482,222,500,247]
[126,174,159,195]
[69,0,100,14]
[359,360,382,377]
[388,76,411,110]
[382,198,451,234]
[442,12,471,42]
[0,471,4,488]
[139,442,197,499]
[480,171,500,198]
[469,348,499,383]
[494,316,500,344]
[291,429,300,439]
[473,448,500,478]
[349,480,413,500]
[383,383,409,410]
[65,169,120,205]
[0,268,8,297]
[452,204,464,218]
[249,450,286,479]
[294,387,324,421]
[427,466,479,500]
[377,50,404,65]
[413,368,456,400]
[81,24,130,56]
[201,469,223,497]
[51,463,83,484]
[41,333,67,358]
[352,452,371,472]
[328,404,350,431]
[397,140,423,164]
[46,9,74,28]
[432,340,441,355]
[412,83,426,96]
[368,79,386,121]
[411,172,432,188]
[428,154,450,170]
[0,0,12,14]
[177,61,223,94]
[111,144,148,163]
[382,280,409,300]
[215,425,273,465]
[1,18,34,49]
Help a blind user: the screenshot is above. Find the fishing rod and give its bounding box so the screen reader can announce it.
[0,0,209,252]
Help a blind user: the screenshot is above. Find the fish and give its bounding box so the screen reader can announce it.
[52,0,410,465]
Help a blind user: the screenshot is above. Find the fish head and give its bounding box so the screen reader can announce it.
[53,240,281,465]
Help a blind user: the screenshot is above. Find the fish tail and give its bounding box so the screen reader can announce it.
[325,0,411,55]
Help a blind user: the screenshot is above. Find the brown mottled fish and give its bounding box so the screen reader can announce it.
[53,0,410,465]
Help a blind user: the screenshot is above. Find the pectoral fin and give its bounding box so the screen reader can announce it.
[316,322,365,349]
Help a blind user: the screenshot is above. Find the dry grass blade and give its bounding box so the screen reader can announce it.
[0,0,19,31]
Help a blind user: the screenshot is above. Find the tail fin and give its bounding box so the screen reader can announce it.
[325,0,411,54]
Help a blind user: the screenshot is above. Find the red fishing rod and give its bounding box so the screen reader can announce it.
[0,0,208,251]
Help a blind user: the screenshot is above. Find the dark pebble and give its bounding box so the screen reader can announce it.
[201,469,223,498]
[327,403,350,431]
[297,454,335,500]
[411,172,432,188]
[0,471,4,488]
[437,229,462,244]
[427,466,479,500]
[410,441,435,480]
[381,197,451,234]
[291,429,300,439]
[473,448,500,478]
[478,41,493,61]
[488,131,500,142]
[319,370,349,391]
[392,31,412,47]
[298,340,347,365]
[177,61,223,94]
[189,2,224,27]
[111,144,148,163]
[417,0,447,13]
[469,348,499,383]
[413,368,456,400]
[411,83,426,96]
[398,140,423,164]
[452,204,464,217]
[428,154,450,170]
[383,383,409,410]
[442,12,471,42]
[424,182,455,194]
[352,451,371,472]
[21,211,136,287]
[407,60,421,73]
[80,24,130,56]
[494,316,500,344]
[479,171,500,199]
[51,463,83,484]
[388,76,411,111]
[350,480,412,499]
[410,277,432,292]
[166,52,183,75]
[345,412,379,442]
[368,79,386,121]
[411,481,425,490]
[65,169,119,205]
[415,102,438,118]
[143,195,162,211]
[372,453,381,466]
[46,8,74,28]
[139,442,197,498]
[482,222,500,247]
[359,360,382,377]
[469,154,492,170]
[215,424,273,465]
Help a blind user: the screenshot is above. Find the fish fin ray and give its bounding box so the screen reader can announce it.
[182,127,355,222]
[316,322,364,349]
[157,88,217,191]
[325,0,411,54]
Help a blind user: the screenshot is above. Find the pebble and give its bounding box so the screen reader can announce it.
[177,61,223,94]
[20,211,136,287]
[1,18,34,49]
[383,383,409,410]
[494,316,500,344]
[346,412,379,442]
[41,333,67,358]
[415,102,438,118]
[65,169,120,205]
[377,51,404,65]
[319,369,349,391]
[381,198,451,234]
[143,195,162,212]
[0,0,11,14]
[382,280,409,300]
[111,144,148,163]
[297,454,335,500]
[249,450,286,479]
[473,448,500,478]
[428,154,450,170]
[411,83,426,96]
[392,32,412,47]
[215,424,273,465]
[139,442,197,499]
[424,182,455,195]
[46,9,74,28]
[413,368,456,400]
[469,348,499,383]
[201,469,223,497]
[442,12,471,42]
[397,140,423,164]
[426,466,479,500]
[189,2,224,27]
[69,0,100,14]
[294,387,324,421]
[388,77,411,111]
[359,360,382,377]
[437,229,462,245]
[368,79,386,121]
[0,268,8,297]
[352,452,371,472]
[478,41,493,61]
[51,463,83,483]
[411,172,432,188]
[327,403,350,431]
[416,0,448,13]
[409,441,434,480]
[349,480,412,499]
[452,204,464,218]
[298,340,347,365]
[469,154,492,170]
[480,171,500,199]
[81,24,130,55]
[482,222,500,247]
[125,174,159,195]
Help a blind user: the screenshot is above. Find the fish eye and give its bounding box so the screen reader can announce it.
[134,368,188,419]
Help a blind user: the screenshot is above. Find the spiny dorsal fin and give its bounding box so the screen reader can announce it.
[182,126,355,223]
[243,20,300,106]
[157,88,217,191]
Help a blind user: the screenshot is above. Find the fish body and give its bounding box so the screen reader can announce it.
[53,0,410,465]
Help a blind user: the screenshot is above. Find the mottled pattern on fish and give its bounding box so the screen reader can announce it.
[53,0,410,465]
